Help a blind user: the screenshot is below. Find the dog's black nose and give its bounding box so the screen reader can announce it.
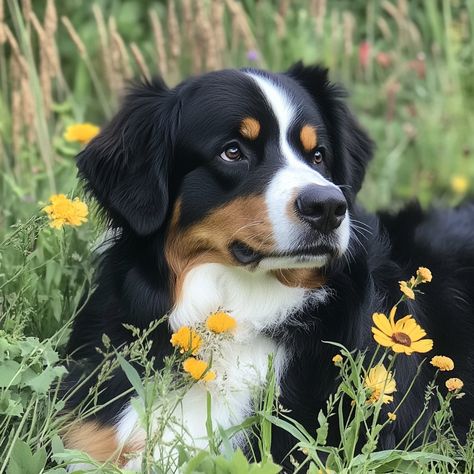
[295,185,347,233]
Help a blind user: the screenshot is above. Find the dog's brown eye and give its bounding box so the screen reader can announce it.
[220,145,242,162]
[312,148,324,165]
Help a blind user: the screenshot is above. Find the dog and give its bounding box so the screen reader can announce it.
[63,63,474,471]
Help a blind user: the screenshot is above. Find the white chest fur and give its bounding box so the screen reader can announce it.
[117,263,321,470]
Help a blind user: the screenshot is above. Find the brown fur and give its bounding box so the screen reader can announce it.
[165,196,275,301]
[63,421,144,467]
[300,125,318,152]
[273,268,326,288]
[240,117,260,140]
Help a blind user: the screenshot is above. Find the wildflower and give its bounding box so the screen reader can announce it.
[451,175,468,195]
[371,306,433,355]
[170,326,202,355]
[183,357,215,382]
[64,123,100,144]
[399,280,415,300]
[364,364,397,404]
[387,412,397,421]
[43,194,88,229]
[246,49,260,62]
[359,41,371,69]
[430,355,454,371]
[416,267,432,283]
[332,354,343,365]
[205,311,237,334]
[446,378,464,392]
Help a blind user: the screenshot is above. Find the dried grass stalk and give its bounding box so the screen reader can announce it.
[343,11,355,57]
[130,42,151,80]
[149,9,168,77]
[10,56,23,156]
[225,0,257,51]
[167,0,181,59]
[182,0,200,74]
[211,0,226,67]
[196,2,217,71]
[93,5,116,94]
[312,0,327,37]
[109,17,132,87]
[0,0,6,45]
[61,16,87,58]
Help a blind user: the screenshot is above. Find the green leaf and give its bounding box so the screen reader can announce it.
[116,353,145,400]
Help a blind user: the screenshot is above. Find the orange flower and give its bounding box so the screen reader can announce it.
[43,194,88,229]
[416,267,432,283]
[206,311,236,333]
[170,326,202,355]
[430,356,454,371]
[183,357,215,382]
[64,123,100,144]
[445,378,463,392]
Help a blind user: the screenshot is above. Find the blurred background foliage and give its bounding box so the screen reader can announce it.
[1,0,474,226]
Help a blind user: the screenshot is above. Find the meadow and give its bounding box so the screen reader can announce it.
[1,0,474,472]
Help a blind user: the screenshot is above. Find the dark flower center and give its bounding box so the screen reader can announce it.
[392,332,412,346]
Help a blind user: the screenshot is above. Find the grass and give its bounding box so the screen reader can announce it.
[1,0,474,472]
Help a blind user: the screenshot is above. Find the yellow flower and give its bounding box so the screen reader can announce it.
[64,123,100,144]
[387,412,397,421]
[416,267,432,283]
[371,306,433,355]
[364,364,397,404]
[205,311,237,333]
[451,175,468,195]
[430,355,454,371]
[170,326,202,355]
[43,194,88,229]
[399,280,415,300]
[446,378,463,392]
[332,354,343,365]
[183,357,216,382]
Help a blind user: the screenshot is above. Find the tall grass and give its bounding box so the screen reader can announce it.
[0,0,474,472]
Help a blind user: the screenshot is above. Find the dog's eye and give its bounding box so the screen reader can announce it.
[312,147,325,165]
[220,144,242,162]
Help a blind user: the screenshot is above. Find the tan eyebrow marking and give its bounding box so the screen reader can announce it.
[240,117,261,140]
[300,125,318,152]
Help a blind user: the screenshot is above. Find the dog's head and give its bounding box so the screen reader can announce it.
[77,64,373,289]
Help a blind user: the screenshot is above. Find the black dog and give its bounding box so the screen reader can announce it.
[64,63,474,470]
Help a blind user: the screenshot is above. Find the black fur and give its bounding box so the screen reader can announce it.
[65,64,474,469]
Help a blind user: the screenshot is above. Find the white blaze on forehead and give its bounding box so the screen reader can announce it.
[245,72,343,251]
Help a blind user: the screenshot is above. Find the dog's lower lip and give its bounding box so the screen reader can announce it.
[231,241,335,265]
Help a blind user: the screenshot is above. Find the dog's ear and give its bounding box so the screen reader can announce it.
[286,62,374,195]
[76,78,179,236]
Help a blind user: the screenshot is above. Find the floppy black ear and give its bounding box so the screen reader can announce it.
[286,62,374,195]
[76,78,179,236]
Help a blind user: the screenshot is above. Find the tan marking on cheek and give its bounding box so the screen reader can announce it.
[240,117,261,140]
[272,268,326,289]
[63,421,145,467]
[300,125,317,152]
[165,196,274,302]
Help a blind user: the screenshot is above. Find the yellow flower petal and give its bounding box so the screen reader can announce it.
[205,311,237,333]
[445,377,463,392]
[430,355,454,371]
[64,123,100,144]
[409,339,433,353]
[372,312,392,336]
[371,327,394,347]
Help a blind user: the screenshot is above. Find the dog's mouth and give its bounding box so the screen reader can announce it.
[230,241,337,269]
